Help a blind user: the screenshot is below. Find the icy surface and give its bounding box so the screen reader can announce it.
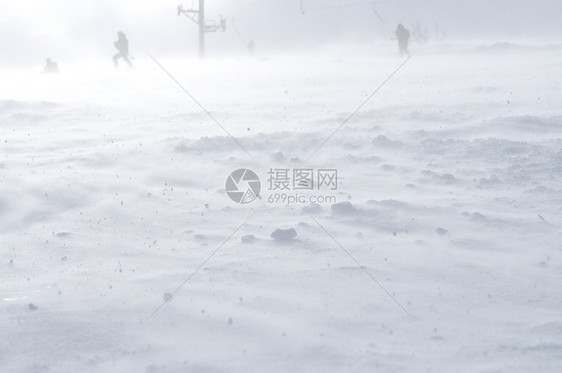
[1,43,562,372]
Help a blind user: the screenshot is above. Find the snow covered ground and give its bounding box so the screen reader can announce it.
[1,41,562,372]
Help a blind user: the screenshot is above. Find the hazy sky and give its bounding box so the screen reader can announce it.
[1,0,561,67]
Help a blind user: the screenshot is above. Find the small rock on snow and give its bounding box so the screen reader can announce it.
[271,228,297,241]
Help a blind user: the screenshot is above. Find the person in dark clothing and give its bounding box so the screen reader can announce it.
[42,58,59,74]
[395,24,410,56]
[113,31,133,68]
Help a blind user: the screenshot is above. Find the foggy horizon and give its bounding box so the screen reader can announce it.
[1,0,561,67]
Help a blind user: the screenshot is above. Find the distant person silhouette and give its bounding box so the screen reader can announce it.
[247,40,255,56]
[42,58,59,74]
[395,24,410,56]
[113,31,133,68]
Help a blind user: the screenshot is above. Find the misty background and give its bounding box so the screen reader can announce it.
[1,0,561,67]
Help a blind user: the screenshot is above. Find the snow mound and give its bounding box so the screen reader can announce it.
[302,203,322,214]
[330,201,357,215]
[241,234,257,243]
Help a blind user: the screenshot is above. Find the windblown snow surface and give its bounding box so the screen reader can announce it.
[1,42,562,372]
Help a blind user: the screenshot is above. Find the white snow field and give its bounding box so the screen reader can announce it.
[1,42,562,372]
